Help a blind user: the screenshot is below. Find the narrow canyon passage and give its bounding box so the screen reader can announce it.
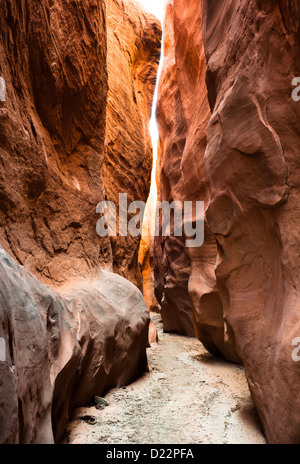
[63,315,266,445]
[2,0,300,446]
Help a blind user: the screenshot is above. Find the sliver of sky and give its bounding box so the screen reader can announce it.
[136,0,166,195]
[136,0,165,22]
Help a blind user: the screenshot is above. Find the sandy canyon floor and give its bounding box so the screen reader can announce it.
[63,314,266,445]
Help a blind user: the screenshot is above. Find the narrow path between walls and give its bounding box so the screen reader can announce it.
[62,314,266,445]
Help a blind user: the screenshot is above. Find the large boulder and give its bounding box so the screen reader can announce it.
[0,246,149,444]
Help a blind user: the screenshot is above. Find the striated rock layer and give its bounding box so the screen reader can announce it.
[156,0,300,444]
[0,246,149,444]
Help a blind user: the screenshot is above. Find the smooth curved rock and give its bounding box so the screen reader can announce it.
[202,0,300,444]
[0,246,149,444]
[156,0,300,444]
[155,0,237,355]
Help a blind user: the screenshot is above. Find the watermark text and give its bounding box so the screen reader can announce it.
[96,194,204,248]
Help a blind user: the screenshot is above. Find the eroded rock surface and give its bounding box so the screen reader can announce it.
[155,0,233,353]
[0,246,149,444]
[0,0,109,287]
[0,0,161,288]
[202,0,300,444]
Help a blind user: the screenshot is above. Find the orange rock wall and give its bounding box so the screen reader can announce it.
[104,0,161,287]
[0,0,109,287]
[156,0,300,443]
[0,0,161,444]
[155,0,231,351]
[0,0,161,289]
[203,0,300,443]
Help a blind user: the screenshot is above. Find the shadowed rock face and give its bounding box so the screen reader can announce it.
[0,0,110,287]
[156,0,300,444]
[154,0,201,337]
[0,247,149,444]
[0,0,161,288]
[0,0,160,444]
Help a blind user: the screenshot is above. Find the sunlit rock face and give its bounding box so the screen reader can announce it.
[156,0,300,443]
[139,221,160,312]
[103,0,161,288]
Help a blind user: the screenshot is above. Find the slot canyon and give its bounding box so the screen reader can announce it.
[0,0,300,446]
